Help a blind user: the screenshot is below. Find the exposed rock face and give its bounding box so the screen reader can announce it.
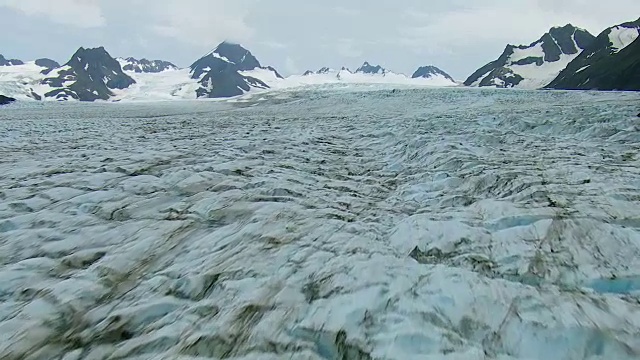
[0,95,16,105]
[119,57,177,73]
[465,24,596,89]
[35,58,60,69]
[41,47,135,101]
[356,62,386,75]
[412,66,455,82]
[0,54,24,66]
[302,67,334,76]
[546,18,640,91]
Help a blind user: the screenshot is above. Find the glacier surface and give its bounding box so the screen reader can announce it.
[1,86,640,359]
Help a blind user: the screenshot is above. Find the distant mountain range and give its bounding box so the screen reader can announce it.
[1,16,639,103]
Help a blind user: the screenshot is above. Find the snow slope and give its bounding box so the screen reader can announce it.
[113,69,200,101]
[1,88,640,359]
[609,26,640,52]
[0,62,51,100]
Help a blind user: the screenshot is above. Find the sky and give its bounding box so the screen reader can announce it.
[1,0,639,80]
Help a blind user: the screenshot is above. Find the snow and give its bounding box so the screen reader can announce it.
[208,52,233,64]
[258,69,457,91]
[576,65,590,73]
[608,26,640,53]
[510,42,544,63]
[0,62,50,100]
[1,88,640,359]
[112,68,199,101]
[470,41,582,90]
[509,52,580,89]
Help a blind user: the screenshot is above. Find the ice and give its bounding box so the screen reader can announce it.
[608,26,640,53]
[509,52,580,89]
[510,42,545,63]
[0,88,640,359]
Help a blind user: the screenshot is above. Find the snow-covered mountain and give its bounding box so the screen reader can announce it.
[356,61,387,75]
[118,57,177,73]
[41,47,135,101]
[465,24,595,89]
[0,54,24,66]
[546,18,640,91]
[303,67,333,76]
[189,41,282,98]
[412,65,455,82]
[290,64,457,87]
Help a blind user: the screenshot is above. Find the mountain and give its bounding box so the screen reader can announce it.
[0,54,24,66]
[546,18,640,91]
[356,62,387,75]
[412,66,455,82]
[41,47,136,101]
[35,58,60,69]
[302,67,333,76]
[0,95,16,105]
[189,41,281,98]
[119,57,177,73]
[465,24,596,89]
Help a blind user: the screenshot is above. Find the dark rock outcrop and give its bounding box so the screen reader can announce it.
[412,66,455,82]
[302,67,334,76]
[546,18,640,91]
[465,24,595,88]
[120,57,177,73]
[41,46,135,101]
[0,54,24,66]
[35,58,60,69]
[356,62,386,75]
[190,41,277,98]
[0,95,16,105]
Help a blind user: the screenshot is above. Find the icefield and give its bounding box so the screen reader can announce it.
[1,86,640,359]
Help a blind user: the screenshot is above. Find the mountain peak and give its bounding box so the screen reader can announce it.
[412,65,455,82]
[547,18,640,90]
[0,54,25,66]
[43,46,135,101]
[205,41,261,71]
[356,62,386,75]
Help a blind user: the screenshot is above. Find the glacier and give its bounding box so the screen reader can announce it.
[0,86,640,359]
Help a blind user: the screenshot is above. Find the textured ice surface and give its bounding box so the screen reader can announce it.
[1,87,640,359]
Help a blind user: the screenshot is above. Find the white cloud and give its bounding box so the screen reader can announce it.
[140,0,258,48]
[401,1,640,51]
[0,0,105,28]
[284,56,299,74]
[333,6,360,16]
[334,38,363,58]
[260,41,288,49]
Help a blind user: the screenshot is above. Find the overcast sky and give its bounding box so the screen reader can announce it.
[1,0,639,79]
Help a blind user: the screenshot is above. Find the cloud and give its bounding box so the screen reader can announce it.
[334,38,363,58]
[0,0,105,28]
[260,41,288,49]
[141,0,258,48]
[333,6,360,16]
[284,56,299,74]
